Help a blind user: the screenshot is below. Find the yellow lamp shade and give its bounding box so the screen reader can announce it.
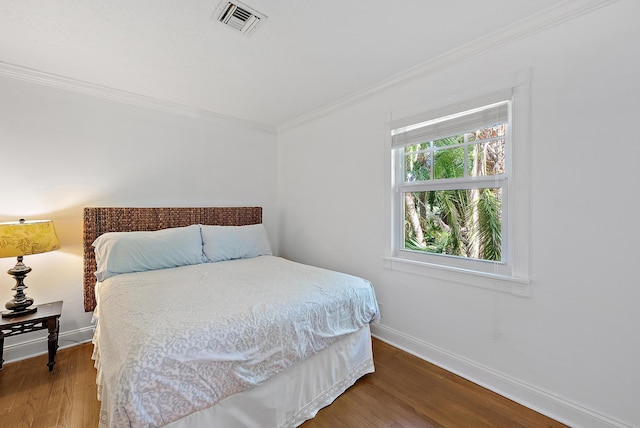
[0,219,61,258]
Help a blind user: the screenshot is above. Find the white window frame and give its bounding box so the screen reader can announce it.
[383,83,531,296]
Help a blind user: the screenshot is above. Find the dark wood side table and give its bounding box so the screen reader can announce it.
[0,301,63,372]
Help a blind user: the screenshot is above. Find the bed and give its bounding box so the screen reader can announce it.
[83,207,379,428]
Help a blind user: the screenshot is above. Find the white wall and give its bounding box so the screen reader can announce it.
[0,76,278,361]
[1,1,637,426]
[277,2,639,427]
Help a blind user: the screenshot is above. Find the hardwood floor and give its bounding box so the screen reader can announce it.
[0,342,100,427]
[0,339,566,427]
[303,340,566,428]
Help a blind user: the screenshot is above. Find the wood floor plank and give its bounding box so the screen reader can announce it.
[0,339,565,427]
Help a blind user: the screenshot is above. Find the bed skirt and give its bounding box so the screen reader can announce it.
[161,324,374,428]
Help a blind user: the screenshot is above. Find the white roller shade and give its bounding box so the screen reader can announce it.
[392,100,510,148]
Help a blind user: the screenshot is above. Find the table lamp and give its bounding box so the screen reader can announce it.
[0,219,60,318]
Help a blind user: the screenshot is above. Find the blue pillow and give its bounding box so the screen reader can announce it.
[201,224,272,263]
[92,224,205,281]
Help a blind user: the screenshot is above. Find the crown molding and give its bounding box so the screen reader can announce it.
[0,62,276,134]
[277,0,619,133]
[0,0,617,135]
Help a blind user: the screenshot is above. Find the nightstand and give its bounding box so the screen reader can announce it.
[0,301,63,371]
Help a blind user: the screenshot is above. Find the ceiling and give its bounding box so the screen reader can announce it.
[1,0,565,129]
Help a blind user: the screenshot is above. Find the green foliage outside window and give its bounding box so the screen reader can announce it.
[403,126,505,262]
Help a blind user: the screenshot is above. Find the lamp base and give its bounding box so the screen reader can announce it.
[4,256,38,318]
[1,306,37,318]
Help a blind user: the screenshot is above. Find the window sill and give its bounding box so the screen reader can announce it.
[382,256,531,297]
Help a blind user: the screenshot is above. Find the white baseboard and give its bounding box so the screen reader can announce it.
[371,323,630,428]
[2,326,94,365]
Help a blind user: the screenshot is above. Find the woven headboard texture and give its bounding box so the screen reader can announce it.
[82,207,262,311]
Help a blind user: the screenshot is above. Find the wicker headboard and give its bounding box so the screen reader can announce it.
[82,207,262,312]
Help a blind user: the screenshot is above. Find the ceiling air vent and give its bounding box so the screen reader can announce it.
[214,1,266,36]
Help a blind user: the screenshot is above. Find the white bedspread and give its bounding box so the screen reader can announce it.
[92,256,379,428]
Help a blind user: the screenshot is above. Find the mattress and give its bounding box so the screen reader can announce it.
[92,256,379,427]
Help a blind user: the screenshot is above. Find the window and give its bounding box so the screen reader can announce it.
[385,85,530,295]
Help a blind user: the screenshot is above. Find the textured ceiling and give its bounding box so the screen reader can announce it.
[1,0,564,128]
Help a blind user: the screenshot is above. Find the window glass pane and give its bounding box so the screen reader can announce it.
[467,139,506,177]
[403,188,502,261]
[404,144,431,182]
[433,135,464,147]
[404,142,429,152]
[433,146,465,179]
